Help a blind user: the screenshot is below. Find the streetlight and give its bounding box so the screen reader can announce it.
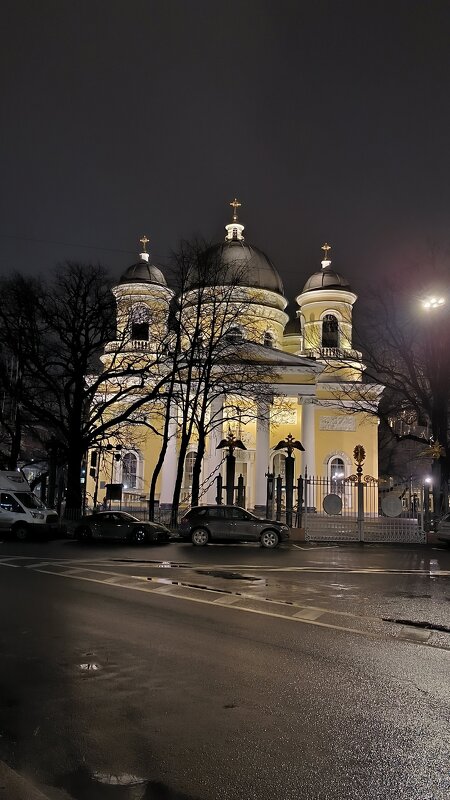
[421,296,446,310]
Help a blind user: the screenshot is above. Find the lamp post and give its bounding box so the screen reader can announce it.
[420,293,448,516]
[105,443,123,509]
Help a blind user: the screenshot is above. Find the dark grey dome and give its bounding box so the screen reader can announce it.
[302,264,350,293]
[204,240,284,295]
[120,259,167,286]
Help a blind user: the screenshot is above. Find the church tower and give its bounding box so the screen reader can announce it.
[102,236,173,364]
[294,244,362,381]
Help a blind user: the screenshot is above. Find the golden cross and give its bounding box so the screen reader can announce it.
[321,242,331,258]
[139,235,150,252]
[230,197,241,221]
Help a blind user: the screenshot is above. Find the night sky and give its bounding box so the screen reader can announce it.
[2,0,450,304]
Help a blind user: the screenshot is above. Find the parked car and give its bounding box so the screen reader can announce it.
[0,470,60,541]
[436,511,450,544]
[74,511,172,545]
[179,505,290,548]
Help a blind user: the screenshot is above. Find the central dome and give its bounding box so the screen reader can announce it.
[204,239,284,295]
[202,201,284,296]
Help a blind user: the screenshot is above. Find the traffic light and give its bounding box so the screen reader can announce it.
[89,450,98,478]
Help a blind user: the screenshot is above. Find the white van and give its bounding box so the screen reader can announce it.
[0,471,60,541]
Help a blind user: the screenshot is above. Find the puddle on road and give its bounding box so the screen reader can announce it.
[195,569,263,582]
[112,560,191,569]
[56,766,201,799]
[78,662,102,672]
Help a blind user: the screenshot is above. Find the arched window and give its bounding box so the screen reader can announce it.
[329,456,345,494]
[263,331,275,348]
[322,314,339,348]
[226,327,243,344]
[130,305,150,341]
[183,451,197,490]
[122,452,138,489]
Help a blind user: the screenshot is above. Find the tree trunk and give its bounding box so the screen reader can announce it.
[149,439,168,521]
[64,446,84,517]
[191,432,206,506]
[170,431,190,527]
[7,407,21,470]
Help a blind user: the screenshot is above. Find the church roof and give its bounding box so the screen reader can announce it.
[199,199,284,296]
[204,239,284,295]
[302,264,351,293]
[301,244,351,294]
[220,341,322,370]
[120,259,167,286]
[119,239,167,286]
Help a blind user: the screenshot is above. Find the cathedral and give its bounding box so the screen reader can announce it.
[86,201,382,516]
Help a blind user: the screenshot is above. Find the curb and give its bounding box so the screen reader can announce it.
[0,761,51,800]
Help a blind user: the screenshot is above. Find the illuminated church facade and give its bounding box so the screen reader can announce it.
[86,202,382,514]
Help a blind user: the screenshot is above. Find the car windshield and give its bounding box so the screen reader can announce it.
[14,492,46,510]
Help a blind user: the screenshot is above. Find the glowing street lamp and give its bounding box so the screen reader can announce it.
[421,296,446,310]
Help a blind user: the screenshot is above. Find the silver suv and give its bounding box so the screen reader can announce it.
[179,505,289,548]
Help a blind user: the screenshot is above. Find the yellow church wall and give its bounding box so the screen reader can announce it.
[314,410,378,479]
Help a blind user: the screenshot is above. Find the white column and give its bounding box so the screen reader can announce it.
[301,400,316,477]
[159,406,178,507]
[254,401,271,511]
[206,396,224,504]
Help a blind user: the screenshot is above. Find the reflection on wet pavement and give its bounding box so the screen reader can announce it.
[56,766,201,799]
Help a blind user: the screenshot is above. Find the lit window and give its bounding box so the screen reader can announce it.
[122,452,138,489]
[329,457,345,494]
[183,451,197,490]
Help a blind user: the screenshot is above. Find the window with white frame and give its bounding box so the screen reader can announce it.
[329,456,345,494]
[183,450,197,491]
[122,452,138,489]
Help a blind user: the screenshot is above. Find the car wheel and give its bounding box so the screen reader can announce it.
[260,529,279,548]
[191,528,209,546]
[133,527,147,545]
[14,524,29,542]
[77,526,92,542]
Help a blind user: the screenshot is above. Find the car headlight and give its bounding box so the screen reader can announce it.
[31,512,45,520]
[280,525,289,531]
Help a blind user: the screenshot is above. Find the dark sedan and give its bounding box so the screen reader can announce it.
[74,511,172,545]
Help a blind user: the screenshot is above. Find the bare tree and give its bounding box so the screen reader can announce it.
[0,264,173,516]
[317,255,449,515]
[159,240,283,523]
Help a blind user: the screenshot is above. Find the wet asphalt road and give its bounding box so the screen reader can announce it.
[0,538,449,800]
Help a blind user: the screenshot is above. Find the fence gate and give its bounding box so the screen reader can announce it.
[304,475,426,544]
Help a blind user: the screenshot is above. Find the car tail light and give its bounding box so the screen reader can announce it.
[180,516,188,524]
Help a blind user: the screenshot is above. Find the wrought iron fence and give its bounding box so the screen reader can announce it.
[304,475,426,544]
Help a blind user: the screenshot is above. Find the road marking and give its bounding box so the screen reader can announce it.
[1,554,449,578]
[293,608,325,621]
[2,560,447,650]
